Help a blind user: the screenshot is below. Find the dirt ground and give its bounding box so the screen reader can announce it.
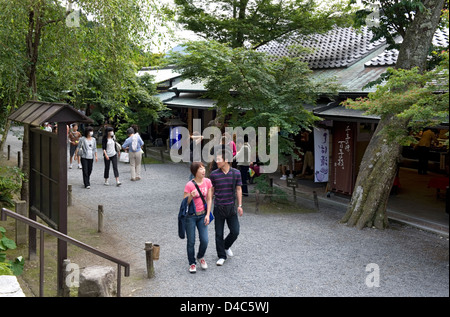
[1,202,145,297]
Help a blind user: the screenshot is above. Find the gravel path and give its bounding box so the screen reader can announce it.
[67,152,449,297]
[3,127,449,297]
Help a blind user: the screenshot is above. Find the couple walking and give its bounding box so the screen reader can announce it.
[183,146,243,273]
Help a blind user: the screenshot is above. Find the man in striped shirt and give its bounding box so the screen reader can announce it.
[210,146,243,266]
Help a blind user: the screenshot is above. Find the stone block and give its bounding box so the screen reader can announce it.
[0,275,26,297]
[78,266,116,297]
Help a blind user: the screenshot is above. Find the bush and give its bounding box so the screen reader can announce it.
[0,166,24,208]
[253,174,288,202]
[0,226,24,276]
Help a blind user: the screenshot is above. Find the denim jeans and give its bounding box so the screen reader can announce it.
[214,205,240,260]
[185,213,209,265]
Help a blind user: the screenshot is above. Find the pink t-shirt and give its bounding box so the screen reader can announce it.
[184,178,212,213]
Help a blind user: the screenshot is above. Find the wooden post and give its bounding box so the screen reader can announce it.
[17,151,21,168]
[293,187,296,202]
[145,242,155,278]
[67,184,72,207]
[98,205,104,233]
[57,123,68,296]
[14,200,27,245]
[313,191,319,211]
[7,145,10,160]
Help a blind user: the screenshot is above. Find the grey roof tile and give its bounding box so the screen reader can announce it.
[257,26,386,70]
[365,27,449,67]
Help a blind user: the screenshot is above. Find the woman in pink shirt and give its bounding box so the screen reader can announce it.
[183,162,213,273]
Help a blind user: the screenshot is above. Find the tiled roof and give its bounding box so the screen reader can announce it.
[164,93,216,109]
[365,28,449,67]
[256,26,386,69]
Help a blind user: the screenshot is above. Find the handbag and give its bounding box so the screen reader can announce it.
[77,137,85,157]
[119,152,129,163]
[115,142,122,154]
[192,180,214,222]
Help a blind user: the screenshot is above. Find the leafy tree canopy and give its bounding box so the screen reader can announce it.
[0,0,169,144]
[169,40,341,155]
[172,0,353,48]
[343,51,449,145]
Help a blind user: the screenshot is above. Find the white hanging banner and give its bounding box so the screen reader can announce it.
[314,127,329,183]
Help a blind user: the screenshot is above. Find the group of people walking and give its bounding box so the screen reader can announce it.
[182,144,245,274]
[70,123,248,273]
[68,124,144,189]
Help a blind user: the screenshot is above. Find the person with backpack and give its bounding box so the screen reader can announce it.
[183,162,213,273]
[209,146,243,266]
[122,127,144,181]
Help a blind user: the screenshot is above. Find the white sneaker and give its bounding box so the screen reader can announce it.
[225,248,233,257]
[78,164,82,169]
[280,175,287,180]
[104,180,109,186]
[189,264,196,273]
[86,186,91,189]
[116,181,122,187]
[216,258,225,266]
[69,164,72,169]
[198,258,208,270]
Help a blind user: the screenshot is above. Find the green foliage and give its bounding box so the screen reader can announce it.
[253,174,287,202]
[113,74,168,142]
[0,227,24,276]
[0,0,169,149]
[173,0,352,48]
[343,52,449,145]
[170,40,340,156]
[0,166,25,208]
[0,262,13,276]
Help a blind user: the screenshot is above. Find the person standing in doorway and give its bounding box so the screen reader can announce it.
[417,128,437,175]
[75,126,98,189]
[102,127,122,187]
[122,127,144,181]
[210,146,243,266]
[68,123,82,169]
[183,162,213,273]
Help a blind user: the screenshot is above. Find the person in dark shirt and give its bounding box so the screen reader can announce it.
[210,146,243,266]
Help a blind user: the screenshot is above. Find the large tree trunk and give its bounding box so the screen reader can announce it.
[26,2,42,99]
[396,0,447,72]
[21,2,42,202]
[340,115,408,229]
[340,0,446,229]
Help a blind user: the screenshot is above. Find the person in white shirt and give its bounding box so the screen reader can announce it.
[102,127,122,186]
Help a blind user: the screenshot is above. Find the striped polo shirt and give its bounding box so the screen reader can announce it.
[210,168,242,206]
